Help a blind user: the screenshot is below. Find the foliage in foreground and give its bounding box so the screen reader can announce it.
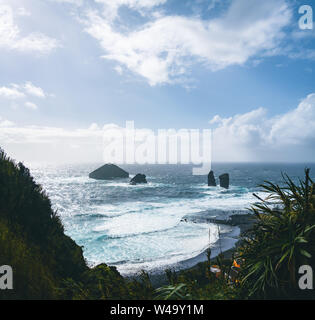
[156,169,315,300]
[155,252,241,300]
[0,148,152,300]
[2,146,315,300]
[238,169,315,299]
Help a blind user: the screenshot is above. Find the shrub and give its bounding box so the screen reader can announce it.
[0,148,152,300]
[238,169,315,299]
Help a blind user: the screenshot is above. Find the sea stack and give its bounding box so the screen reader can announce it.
[89,164,129,180]
[219,173,229,189]
[208,170,216,186]
[130,174,147,185]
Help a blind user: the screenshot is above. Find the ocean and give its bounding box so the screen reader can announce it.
[29,163,315,275]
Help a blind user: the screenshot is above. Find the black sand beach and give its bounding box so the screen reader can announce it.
[129,213,257,287]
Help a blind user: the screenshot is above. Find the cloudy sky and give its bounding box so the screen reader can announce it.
[0,0,315,163]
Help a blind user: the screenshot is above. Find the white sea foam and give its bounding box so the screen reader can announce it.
[30,163,270,274]
[87,222,220,273]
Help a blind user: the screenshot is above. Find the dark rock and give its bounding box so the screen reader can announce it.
[205,214,257,234]
[130,174,147,185]
[219,173,229,189]
[89,164,129,180]
[208,170,216,186]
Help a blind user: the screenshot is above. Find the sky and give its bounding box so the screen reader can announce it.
[0,0,315,164]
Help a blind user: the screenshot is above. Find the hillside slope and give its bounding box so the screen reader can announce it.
[0,149,152,300]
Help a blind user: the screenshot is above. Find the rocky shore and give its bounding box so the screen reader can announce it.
[207,213,257,234]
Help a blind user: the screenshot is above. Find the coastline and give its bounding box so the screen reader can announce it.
[128,213,257,287]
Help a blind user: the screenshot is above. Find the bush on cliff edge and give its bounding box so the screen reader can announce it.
[0,149,152,300]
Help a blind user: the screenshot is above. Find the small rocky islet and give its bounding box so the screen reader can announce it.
[89,164,129,180]
[208,170,230,189]
[130,174,147,185]
[88,164,148,185]
[89,165,230,189]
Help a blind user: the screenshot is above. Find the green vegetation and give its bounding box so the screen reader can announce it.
[1,147,314,300]
[155,257,241,300]
[154,169,315,300]
[0,149,152,300]
[238,169,315,299]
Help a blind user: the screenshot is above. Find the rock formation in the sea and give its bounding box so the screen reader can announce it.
[219,173,229,189]
[208,170,216,186]
[130,174,147,185]
[89,164,129,180]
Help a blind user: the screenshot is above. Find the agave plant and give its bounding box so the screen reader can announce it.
[238,169,315,299]
[154,283,192,300]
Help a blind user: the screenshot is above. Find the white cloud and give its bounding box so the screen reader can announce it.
[89,122,100,130]
[1,94,315,163]
[0,82,48,100]
[23,82,46,98]
[0,82,50,110]
[82,0,292,86]
[0,4,58,54]
[25,102,38,110]
[0,122,105,163]
[17,7,31,17]
[95,0,167,21]
[0,117,15,128]
[0,123,103,149]
[268,94,315,145]
[210,93,315,162]
[0,86,25,99]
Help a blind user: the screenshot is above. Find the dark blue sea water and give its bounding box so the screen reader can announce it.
[29,163,315,275]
